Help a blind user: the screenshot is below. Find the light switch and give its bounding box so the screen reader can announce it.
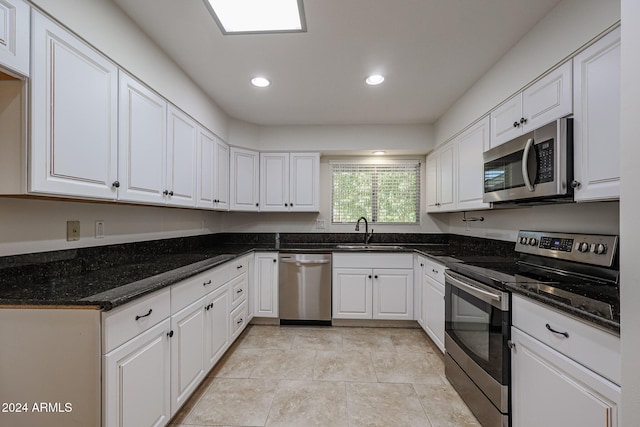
[67,221,80,241]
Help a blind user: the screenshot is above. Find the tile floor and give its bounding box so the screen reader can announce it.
[169,325,480,427]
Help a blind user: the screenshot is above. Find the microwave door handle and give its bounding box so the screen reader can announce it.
[522,138,536,192]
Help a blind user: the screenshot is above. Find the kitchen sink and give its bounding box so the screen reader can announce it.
[335,244,406,250]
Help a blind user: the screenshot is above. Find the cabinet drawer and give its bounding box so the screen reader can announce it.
[422,258,445,284]
[229,272,248,311]
[102,288,171,353]
[171,265,227,313]
[333,253,413,269]
[230,300,248,340]
[512,294,620,385]
[228,255,249,279]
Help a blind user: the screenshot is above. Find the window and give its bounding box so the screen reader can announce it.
[331,160,420,224]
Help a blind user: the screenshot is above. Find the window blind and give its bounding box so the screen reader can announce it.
[331,161,420,224]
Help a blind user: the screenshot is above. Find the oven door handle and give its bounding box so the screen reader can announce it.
[445,270,506,309]
[522,137,536,192]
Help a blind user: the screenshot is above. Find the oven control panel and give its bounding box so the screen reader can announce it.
[516,231,618,267]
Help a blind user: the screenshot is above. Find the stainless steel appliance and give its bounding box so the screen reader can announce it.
[483,118,573,204]
[445,270,511,427]
[278,253,332,325]
[445,230,619,427]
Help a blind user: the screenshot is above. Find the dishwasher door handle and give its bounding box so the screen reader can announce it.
[279,258,330,265]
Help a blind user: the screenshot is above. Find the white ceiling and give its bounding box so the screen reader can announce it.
[113,0,562,126]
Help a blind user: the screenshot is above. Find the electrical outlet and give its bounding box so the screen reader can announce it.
[67,221,80,241]
[316,219,325,229]
[95,220,105,239]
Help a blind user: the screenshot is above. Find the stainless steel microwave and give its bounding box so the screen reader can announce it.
[483,118,573,204]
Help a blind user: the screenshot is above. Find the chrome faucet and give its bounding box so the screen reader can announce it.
[355,217,374,244]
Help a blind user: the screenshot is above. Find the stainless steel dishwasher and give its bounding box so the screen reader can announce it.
[278,253,332,325]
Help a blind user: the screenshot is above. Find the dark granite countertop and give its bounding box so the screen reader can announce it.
[0,232,620,334]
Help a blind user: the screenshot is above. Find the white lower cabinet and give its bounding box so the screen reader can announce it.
[103,256,253,426]
[170,296,207,415]
[332,253,413,320]
[254,252,279,318]
[511,295,620,427]
[104,318,172,427]
[416,255,445,352]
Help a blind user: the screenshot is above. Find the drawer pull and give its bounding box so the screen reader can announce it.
[203,280,212,286]
[236,289,243,294]
[546,323,569,338]
[135,309,152,321]
[432,269,438,274]
[237,318,243,325]
[237,265,243,269]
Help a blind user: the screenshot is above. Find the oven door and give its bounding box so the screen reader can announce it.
[444,270,510,412]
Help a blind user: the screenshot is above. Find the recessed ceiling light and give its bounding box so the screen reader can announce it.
[373,151,386,155]
[365,74,385,85]
[204,0,306,35]
[251,77,271,87]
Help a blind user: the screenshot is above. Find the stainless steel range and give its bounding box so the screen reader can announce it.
[444,230,619,427]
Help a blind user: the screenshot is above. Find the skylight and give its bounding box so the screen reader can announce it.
[204,0,307,35]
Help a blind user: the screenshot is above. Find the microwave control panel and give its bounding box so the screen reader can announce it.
[535,139,554,183]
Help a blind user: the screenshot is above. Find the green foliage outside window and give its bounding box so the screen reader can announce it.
[331,162,420,224]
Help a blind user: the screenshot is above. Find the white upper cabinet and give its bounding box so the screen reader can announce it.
[290,152,320,211]
[30,10,119,200]
[490,61,572,148]
[456,116,491,211]
[0,0,29,76]
[197,127,216,209]
[166,106,197,207]
[213,138,230,210]
[230,146,259,211]
[572,27,621,202]
[260,152,289,211]
[426,141,456,212]
[118,73,167,204]
[197,127,229,210]
[259,152,320,212]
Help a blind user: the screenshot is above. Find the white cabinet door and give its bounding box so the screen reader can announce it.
[424,274,445,352]
[247,253,255,321]
[230,147,259,211]
[103,318,171,427]
[197,127,216,209]
[572,27,621,202]
[0,0,29,76]
[254,252,278,317]
[213,139,230,210]
[426,141,456,212]
[170,297,206,416]
[205,284,230,369]
[511,327,620,427]
[290,152,320,212]
[490,94,523,149]
[118,73,167,204]
[30,11,118,200]
[260,152,289,211]
[425,154,438,210]
[372,268,413,320]
[332,268,372,319]
[522,61,572,133]
[491,61,572,148]
[456,116,491,211]
[414,256,426,328]
[166,106,197,207]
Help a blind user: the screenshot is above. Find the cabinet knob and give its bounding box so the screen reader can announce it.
[256,203,259,207]
[368,275,372,279]
[520,117,527,124]
[237,318,243,325]
[112,180,120,188]
[284,203,288,207]
[571,180,581,189]
[507,340,516,350]
[167,330,174,338]
[273,259,277,263]
[374,275,378,279]
[513,121,520,128]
